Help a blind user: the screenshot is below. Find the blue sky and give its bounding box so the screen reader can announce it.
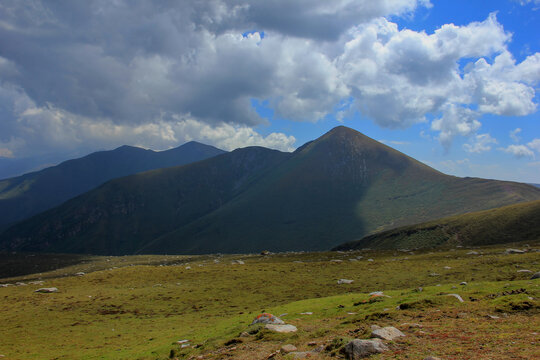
[0,0,539,182]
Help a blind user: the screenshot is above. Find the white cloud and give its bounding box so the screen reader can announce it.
[528,138,540,153]
[0,1,539,160]
[501,144,535,158]
[463,133,497,153]
[510,128,522,142]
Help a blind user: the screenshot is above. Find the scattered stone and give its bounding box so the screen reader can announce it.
[424,357,442,360]
[356,256,364,259]
[293,261,304,263]
[260,250,271,256]
[239,332,250,337]
[467,251,479,255]
[342,339,388,359]
[35,287,58,293]
[307,341,317,346]
[505,249,525,254]
[338,279,354,284]
[444,266,452,270]
[213,259,220,263]
[446,294,464,302]
[265,324,298,333]
[530,272,540,280]
[281,344,298,353]
[429,273,440,277]
[349,258,358,262]
[367,259,374,262]
[331,259,343,263]
[75,272,85,276]
[0,284,9,288]
[185,266,191,270]
[370,325,406,341]
[231,260,245,265]
[15,282,27,286]
[460,282,467,286]
[300,312,313,315]
[517,270,533,273]
[487,315,500,319]
[176,339,190,344]
[252,313,284,325]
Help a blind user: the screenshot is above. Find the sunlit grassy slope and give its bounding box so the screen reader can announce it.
[334,199,540,250]
[1,243,538,359]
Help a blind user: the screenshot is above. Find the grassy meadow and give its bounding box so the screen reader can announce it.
[0,244,539,359]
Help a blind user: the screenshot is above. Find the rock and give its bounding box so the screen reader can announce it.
[505,248,525,254]
[460,282,467,285]
[28,280,44,285]
[265,324,298,333]
[342,339,388,359]
[370,326,406,341]
[281,344,298,353]
[260,250,271,256]
[176,339,189,344]
[531,272,540,280]
[252,313,285,325]
[331,259,343,263]
[367,259,374,262]
[487,315,500,319]
[446,294,464,302]
[517,269,532,273]
[338,279,354,284]
[240,332,250,337]
[300,312,313,315]
[35,287,58,293]
[424,357,442,360]
[429,273,440,277]
[75,272,85,276]
[231,260,245,265]
[349,258,358,262]
[15,282,27,286]
[444,266,452,269]
[467,251,479,255]
[185,266,191,269]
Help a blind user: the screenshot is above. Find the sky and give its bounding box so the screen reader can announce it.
[0,0,539,182]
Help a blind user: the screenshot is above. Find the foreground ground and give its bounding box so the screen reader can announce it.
[0,244,539,359]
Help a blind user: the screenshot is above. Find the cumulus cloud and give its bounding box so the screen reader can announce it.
[0,1,539,160]
[528,139,540,153]
[463,133,497,153]
[502,144,535,158]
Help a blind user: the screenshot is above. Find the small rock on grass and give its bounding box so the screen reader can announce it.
[505,249,525,254]
[252,313,284,325]
[35,287,58,293]
[343,339,388,359]
[281,344,297,353]
[424,357,442,360]
[517,269,532,273]
[338,279,354,284]
[370,325,405,341]
[531,272,540,280]
[265,324,297,333]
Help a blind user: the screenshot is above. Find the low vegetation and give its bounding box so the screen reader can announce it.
[335,199,540,250]
[0,243,539,359]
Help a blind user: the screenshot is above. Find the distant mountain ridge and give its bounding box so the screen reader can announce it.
[1,126,539,255]
[0,142,226,230]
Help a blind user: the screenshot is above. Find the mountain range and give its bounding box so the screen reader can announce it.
[0,142,225,231]
[1,126,539,255]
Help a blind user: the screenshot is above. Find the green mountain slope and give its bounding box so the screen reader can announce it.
[1,126,539,255]
[333,199,540,250]
[0,147,289,254]
[144,126,540,254]
[0,141,225,230]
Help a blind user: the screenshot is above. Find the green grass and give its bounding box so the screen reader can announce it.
[337,199,540,250]
[0,244,539,359]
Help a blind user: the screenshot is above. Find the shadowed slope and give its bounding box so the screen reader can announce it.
[0,142,225,230]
